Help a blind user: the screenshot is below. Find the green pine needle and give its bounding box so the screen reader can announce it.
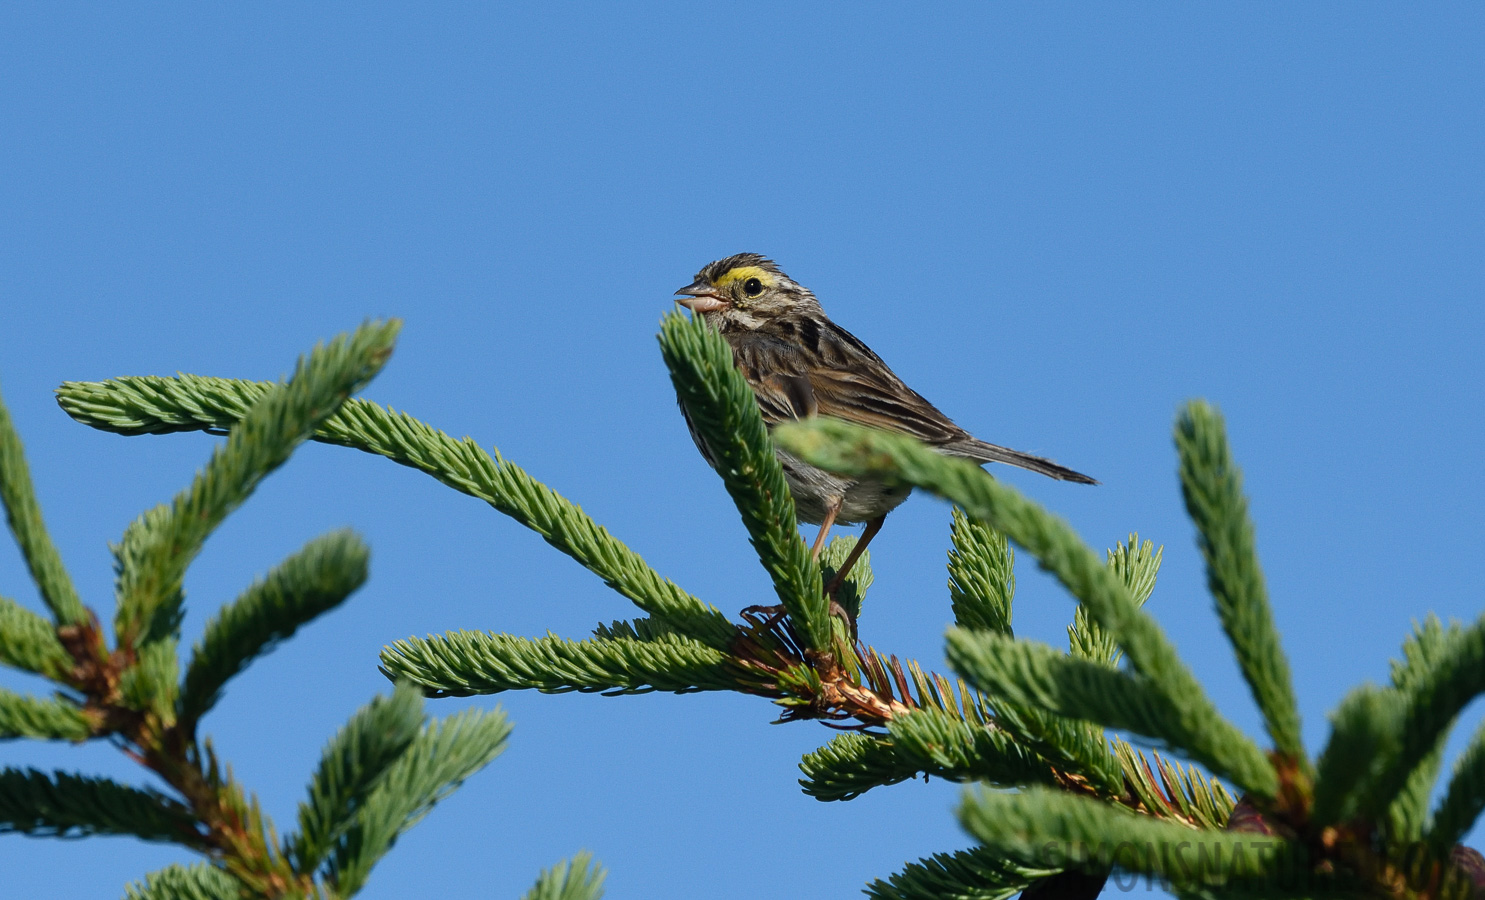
[0,595,73,679]
[57,372,736,650]
[0,689,92,741]
[1380,616,1485,823]
[1428,719,1485,851]
[1386,616,1458,841]
[866,845,1058,900]
[775,418,1278,799]
[656,311,829,651]
[325,705,511,896]
[124,864,241,900]
[180,529,370,724]
[117,638,179,727]
[798,732,922,802]
[886,707,1065,789]
[379,629,736,696]
[958,785,1299,892]
[290,682,425,874]
[1176,401,1305,767]
[108,320,399,649]
[1068,535,1160,667]
[0,386,86,625]
[947,508,1014,635]
[1311,685,1405,827]
[0,767,203,845]
[522,851,607,900]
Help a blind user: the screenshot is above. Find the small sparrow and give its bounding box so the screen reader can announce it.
[675,253,1095,595]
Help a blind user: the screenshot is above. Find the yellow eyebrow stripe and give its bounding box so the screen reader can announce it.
[714,266,773,288]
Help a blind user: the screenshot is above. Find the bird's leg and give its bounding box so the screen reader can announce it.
[823,515,885,599]
[810,499,842,560]
[743,502,844,630]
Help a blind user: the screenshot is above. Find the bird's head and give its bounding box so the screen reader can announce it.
[675,253,822,329]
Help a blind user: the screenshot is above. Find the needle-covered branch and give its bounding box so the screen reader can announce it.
[521,851,607,900]
[775,418,1279,799]
[180,529,370,725]
[1068,536,1160,667]
[1430,722,1485,852]
[0,387,86,625]
[324,706,512,896]
[290,683,425,874]
[1176,401,1305,768]
[0,767,203,845]
[958,785,1303,893]
[0,594,74,679]
[1386,617,1458,842]
[380,629,738,697]
[109,320,399,648]
[0,323,561,899]
[57,373,736,650]
[657,311,830,653]
[0,689,92,741]
[866,845,1059,900]
[947,508,1015,635]
[124,864,242,900]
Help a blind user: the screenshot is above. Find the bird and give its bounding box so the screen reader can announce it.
[673,253,1096,598]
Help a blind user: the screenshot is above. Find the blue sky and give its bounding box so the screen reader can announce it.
[2,4,1483,898]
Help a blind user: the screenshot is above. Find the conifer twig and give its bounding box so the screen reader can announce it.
[0,389,87,625]
[57,373,737,650]
[657,311,831,654]
[775,418,1279,799]
[1176,401,1305,770]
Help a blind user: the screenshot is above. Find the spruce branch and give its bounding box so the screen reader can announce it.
[0,385,87,625]
[945,629,1143,795]
[1069,535,1160,667]
[290,682,424,874]
[325,706,511,896]
[380,629,736,697]
[1387,617,1459,842]
[799,732,923,801]
[866,845,1058,900]
[109,320,399,649]
[1367,616,1485,826]
[119,637,179,727]
[947,508,1014,635]
[180,530,370,725]
[522,851,607,900]
[775,418,1279,799]
[57,374,736,650]
[124,864,242,900]
[0,767,204,845]
[1176,401,1305,768]
[1311,685,1405,827]
[958,785,1302,892]
[0,594,74,678]
[1428,721,1485,852]
[887,707,1069,790]
[0,688,92,740]
[656,311,829,653]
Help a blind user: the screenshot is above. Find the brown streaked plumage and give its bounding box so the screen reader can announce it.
[674,252,1095,596]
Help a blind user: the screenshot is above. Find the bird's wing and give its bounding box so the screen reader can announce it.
[804,321,967,443]
[733,319,966,442]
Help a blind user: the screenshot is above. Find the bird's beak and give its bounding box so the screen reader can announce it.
[675,281,729,313]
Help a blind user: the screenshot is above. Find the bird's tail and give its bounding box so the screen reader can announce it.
[945,438,1098,485]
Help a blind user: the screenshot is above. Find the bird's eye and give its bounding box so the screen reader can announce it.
[743,277,764,297]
